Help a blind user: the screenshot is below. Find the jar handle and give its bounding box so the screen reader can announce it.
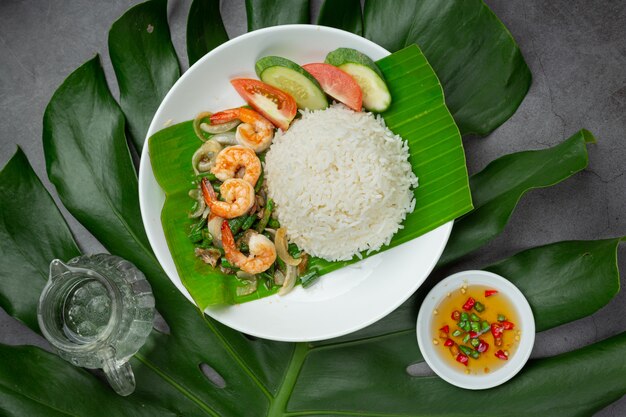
[100,348,135,396]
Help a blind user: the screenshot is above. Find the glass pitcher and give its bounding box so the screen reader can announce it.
[38,254,155,396]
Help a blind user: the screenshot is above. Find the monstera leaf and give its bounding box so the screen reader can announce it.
[1,0,624,416]
[1,149,625,416]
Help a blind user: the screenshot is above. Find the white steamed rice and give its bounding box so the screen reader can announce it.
[264,104,418,261]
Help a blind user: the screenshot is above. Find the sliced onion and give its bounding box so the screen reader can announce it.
[211,131,238,145]
[192,140,222,174]
[188,189,206,218]
[275,228,301,266]
[200,119,240,134]
[236,276,258,296]
[278,265,297,296]
[273,269,285,286]
[207,216,224,248]
[236,271,256,281]
[193,112,212,141]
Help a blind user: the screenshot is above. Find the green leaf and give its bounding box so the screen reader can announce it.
[0,344,175,416]
[486,238,621,332]
[438,129,595,267]
[148,45,473,307]
[43,56,154,284]
[290,330,626,417]
[186,0,229,66]
[108,0,180,150]
[245,0,309,31]
[317,0,363,35]
[363,0,532,136]
[0,148,81,331]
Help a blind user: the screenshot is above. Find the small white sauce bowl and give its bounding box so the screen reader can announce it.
[416,270,535,390]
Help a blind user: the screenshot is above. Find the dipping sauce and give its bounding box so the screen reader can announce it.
[431,284,521,374]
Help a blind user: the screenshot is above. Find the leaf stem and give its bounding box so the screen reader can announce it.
[267,343,309,417]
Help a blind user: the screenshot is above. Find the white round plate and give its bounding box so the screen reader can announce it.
[139,25,453,342]
[416,270,535,389]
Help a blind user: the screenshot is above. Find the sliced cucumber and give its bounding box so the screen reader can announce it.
[255,56,328,110]
[325,48,391,112]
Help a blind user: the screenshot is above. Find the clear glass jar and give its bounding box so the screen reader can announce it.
[38,254,154,396]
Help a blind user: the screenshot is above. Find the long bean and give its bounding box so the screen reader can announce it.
[254,169,264,192]
[188,217,207,243]
[241,214,256,231]
[228,216,247,235]
[255,198,274,232]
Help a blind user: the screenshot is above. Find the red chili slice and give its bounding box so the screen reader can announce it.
[477,340,489,353]
[462,297,476,311]
[451,310,461,320]
[439,325,449,334]
[456,353,469,366]
[491,323,504,338]
[502,321,515,330]
[444,339,454,347]
[495,350,508,360]
[469,331,479,339]
[485,289,499,297]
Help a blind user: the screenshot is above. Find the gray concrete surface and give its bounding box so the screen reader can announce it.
[0,0,625,415]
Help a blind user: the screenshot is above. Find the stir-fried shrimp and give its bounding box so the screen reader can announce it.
[210,108,275,152]
[221,220,277,274]
[211,145,261,186]
[201,177,254,219]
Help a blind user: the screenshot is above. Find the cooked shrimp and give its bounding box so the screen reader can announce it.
[221,220,277,274]
[201,177,254,219]
[211,145,261,186]
[210,108,274,152]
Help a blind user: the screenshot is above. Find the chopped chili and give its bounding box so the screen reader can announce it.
[444,338,454,347]
[477,340,489,353]
[462,297,476,311]
[451,310,461,320]
[440,325,449,333]
[456,353,469,366]
[495,350,508,360]
[502,321,515,330]
[485,289,498,297]
[491,323,504,338]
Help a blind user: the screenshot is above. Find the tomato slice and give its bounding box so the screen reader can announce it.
[302,63,362,111]
[230,79,297,131]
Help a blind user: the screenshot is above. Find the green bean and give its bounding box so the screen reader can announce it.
[188,217,207,243]
[241,214,256,232]
[228,216,247,235]
[255,198,274,232]
[254,169,264,192]
[288,243,301,258]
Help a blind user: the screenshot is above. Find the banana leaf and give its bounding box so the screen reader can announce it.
[1,149,625,416]
[317,0,363,35]
[148,44,473,307]
[438,129,596,267]
[108,0,180,151]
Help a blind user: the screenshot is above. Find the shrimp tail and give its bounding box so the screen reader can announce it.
[201,177,217,205]
[221,220,238,262]
[210,109,239,125]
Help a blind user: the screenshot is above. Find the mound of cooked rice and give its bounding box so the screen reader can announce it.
[264,104,418,261]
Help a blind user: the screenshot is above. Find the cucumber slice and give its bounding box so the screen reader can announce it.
[255,56,328,110]
[325,48,391,112]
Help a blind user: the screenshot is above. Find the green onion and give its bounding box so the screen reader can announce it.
[288,243,301,259]
[470,313,481,322]
[300,271,319,288]
[462,334,470,344]
[481,321,490,332]
[268,218,280,229]
[498,314,506,322]
[470,322,480,333]
[460,312,469,322]
[452,329,462,337]
[255,198,274,232]
[474,302,485,312]
[188,217,207,243]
